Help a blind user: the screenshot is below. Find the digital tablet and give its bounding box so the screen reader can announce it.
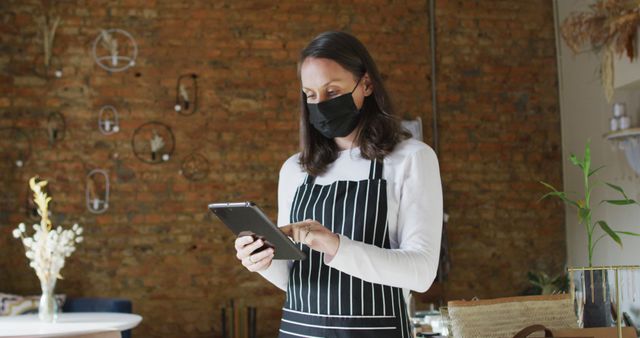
[208,201,306,260]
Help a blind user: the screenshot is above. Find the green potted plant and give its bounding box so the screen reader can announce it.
[540,140,640,327]
[524,271,568,296]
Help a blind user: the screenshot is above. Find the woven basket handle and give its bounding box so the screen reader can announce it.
[513,325,554,338]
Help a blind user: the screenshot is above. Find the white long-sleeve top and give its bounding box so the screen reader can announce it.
[259,138,443,296]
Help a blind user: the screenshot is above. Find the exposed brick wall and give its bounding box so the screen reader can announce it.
[0,0,565,337]
[435,0,566,299]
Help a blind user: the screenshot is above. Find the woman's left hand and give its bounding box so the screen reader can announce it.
[281,219,340,258]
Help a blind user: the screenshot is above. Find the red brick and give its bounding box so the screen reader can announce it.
[0,1,564,337]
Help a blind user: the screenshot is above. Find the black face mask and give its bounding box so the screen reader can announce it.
[307,77,363,139]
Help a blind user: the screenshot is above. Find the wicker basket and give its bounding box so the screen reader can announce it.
[448,294,579,338]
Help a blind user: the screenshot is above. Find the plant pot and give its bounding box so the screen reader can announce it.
[582,270,613,327]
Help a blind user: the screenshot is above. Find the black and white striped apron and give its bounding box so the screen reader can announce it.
[279,159,412,338]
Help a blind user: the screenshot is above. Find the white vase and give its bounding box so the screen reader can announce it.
[38,279,58,323]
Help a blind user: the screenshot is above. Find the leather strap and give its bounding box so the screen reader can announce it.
[513,325,554,338]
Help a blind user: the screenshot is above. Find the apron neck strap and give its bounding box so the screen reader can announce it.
[304,173,316,185]
[304,158,384,185]
[368,158,384,180]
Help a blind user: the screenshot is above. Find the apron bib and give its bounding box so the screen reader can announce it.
[278,159,412,338]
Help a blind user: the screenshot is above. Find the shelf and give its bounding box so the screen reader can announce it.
[603,128,640,175]
[603,127,640,140]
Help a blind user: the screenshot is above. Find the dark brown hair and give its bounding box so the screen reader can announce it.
[297,31,411,176]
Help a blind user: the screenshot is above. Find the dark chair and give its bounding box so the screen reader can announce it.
[62,298,133,338]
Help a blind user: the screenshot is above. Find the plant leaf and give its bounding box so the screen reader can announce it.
[540,191,580,208]
[605,183,630,199]
[604,199,637,205]
[583,140,591,178]
[589,165,605,177]
[578,207,590,224]
[596,220,622,248]
[539,181,581,208]
[616,231,640,237]
[539,181,559,192]
[569,154,583,169]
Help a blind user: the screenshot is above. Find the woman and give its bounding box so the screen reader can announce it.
[234,31,443,338]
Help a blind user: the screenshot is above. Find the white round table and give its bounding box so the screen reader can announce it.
[0,312,142,338]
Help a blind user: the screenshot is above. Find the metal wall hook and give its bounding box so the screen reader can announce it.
[86,169,110,214]
[180,151,210,181]
[92,28,138,73]
[98,105,120,135]
[47,111,66,145]
[131,121,175,164]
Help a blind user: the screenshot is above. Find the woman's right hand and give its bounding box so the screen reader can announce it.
[234,235,275,272]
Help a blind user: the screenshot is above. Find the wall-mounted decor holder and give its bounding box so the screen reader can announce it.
[180,151,209,181]
[604,127,640,175]
[47,111,66,145]
[131,121,175,164]
[174,73,199,116]
[0,127,31,168]
[92,28,137,73]
[86,169,110,214]
[33,54,63,79]
[98,105,120,135]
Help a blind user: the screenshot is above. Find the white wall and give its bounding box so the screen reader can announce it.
[554,0,640,268]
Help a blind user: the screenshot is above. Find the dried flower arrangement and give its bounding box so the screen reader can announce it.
[100,29,119,66]
[12,177,83,281]
[150,129,165,153]
[12,177,83,322]
[150,129,165,161]
[561,0,640,101]
[179,83,190,110]
[35,15,60,71]
[32,0,61,78]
